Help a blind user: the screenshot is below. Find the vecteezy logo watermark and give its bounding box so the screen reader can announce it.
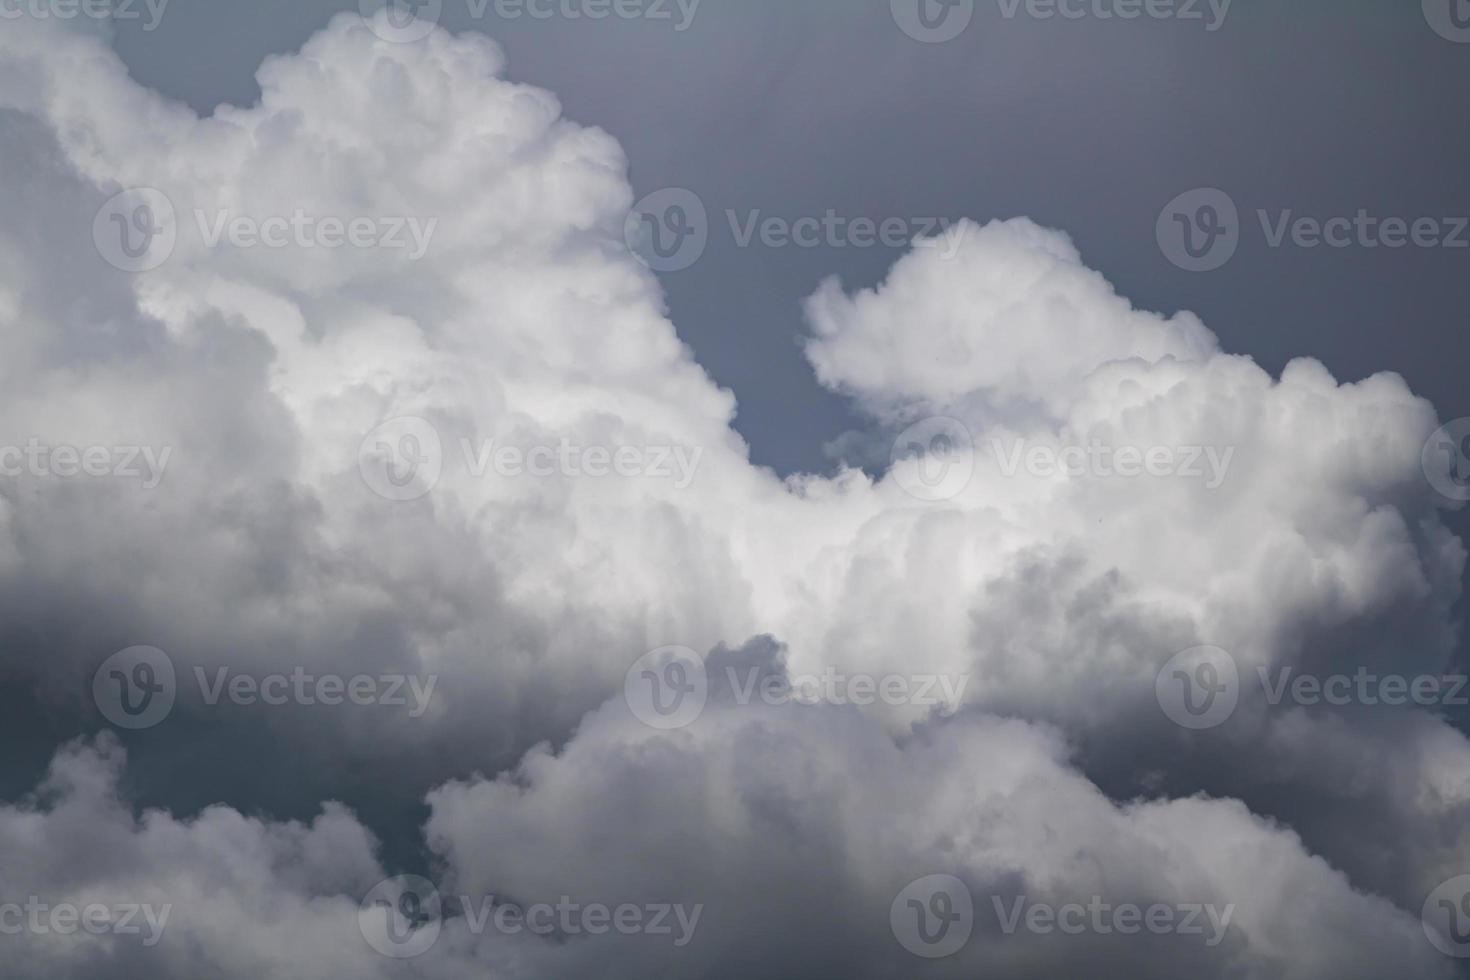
[624,190,972,272]
[358,0,700,44]
[891,875,974,958]
[624,188,709,273]
[891,0,975,43]
[1155,645,1239,730]
[92,647,438,730]
[358,417,705,502]
[993,895,1234,946]
[0,0,168,30]
[1156,188,1240,272]
[359,876,704,959]
[891,417,976,503]
[360,875,442,959]
[93,646,176,730]
[1423,418,1470,504]
[995,0,1231,30]
[0,898,171,946]
[1160,188,1470,271]
[1423,876,1470,958]
[623,647,968,731]
[992,437,1235,489]
[94,191,439,272]
[1424,0,1470,43]
[358,417,445,503]
[625,646,709,730]
[93,188,177,274]
[0,441,172,488]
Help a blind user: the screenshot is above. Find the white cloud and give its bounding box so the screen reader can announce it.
[0,12,1465,977]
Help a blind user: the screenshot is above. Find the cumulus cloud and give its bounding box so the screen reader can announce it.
[0,10,1465,979]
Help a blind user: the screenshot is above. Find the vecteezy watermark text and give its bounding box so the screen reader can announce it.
[1158,188,1469,272]
[992,895,1234,946]
[92,189,439,273]
[92,646,437,730]
[622,188,970,273]
[0,0,168,30]
[358,876,702,959]
[994,0,1231,30]
[723,666,969,711]
[890,0,1231,44]
[358,416,704,502]
[358,0,700,44]
[1156,645,1470,731]
[889,875,1233,959]
[992,437,1235,489]
[0,898,171,947]
[0,441,171,489]
[194,210,437,260]
[623,646,968,730]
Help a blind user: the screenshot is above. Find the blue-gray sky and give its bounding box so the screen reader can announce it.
[108,0,1470,476]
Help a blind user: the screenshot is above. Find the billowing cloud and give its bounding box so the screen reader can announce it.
[0,10,1466,979]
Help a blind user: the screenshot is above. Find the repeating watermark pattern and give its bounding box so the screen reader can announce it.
[359,876,703,959]
[0,898,171,946]
[623,647,968,730]
[93,190,438,272]
[622,190,970,273]
[1423,876,1470,959]
[1157,646,1470,730]
[892,0,1230,43]
[891,417,976,503]
[0,441,171,488]
[358,417,704,503]
[0,0,168,30]
[1160,188,1469,272]
[1155,646,1240,730]
[992,437,1235,489]
[358,0,700,44]
[1423,418,1470,503]
[993,895,1234,946]
[93,647,437,730]
[891,875,974,958]
[1424,0,1470,43]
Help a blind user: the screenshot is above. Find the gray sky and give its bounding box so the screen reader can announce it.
[109,0,1470,475]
